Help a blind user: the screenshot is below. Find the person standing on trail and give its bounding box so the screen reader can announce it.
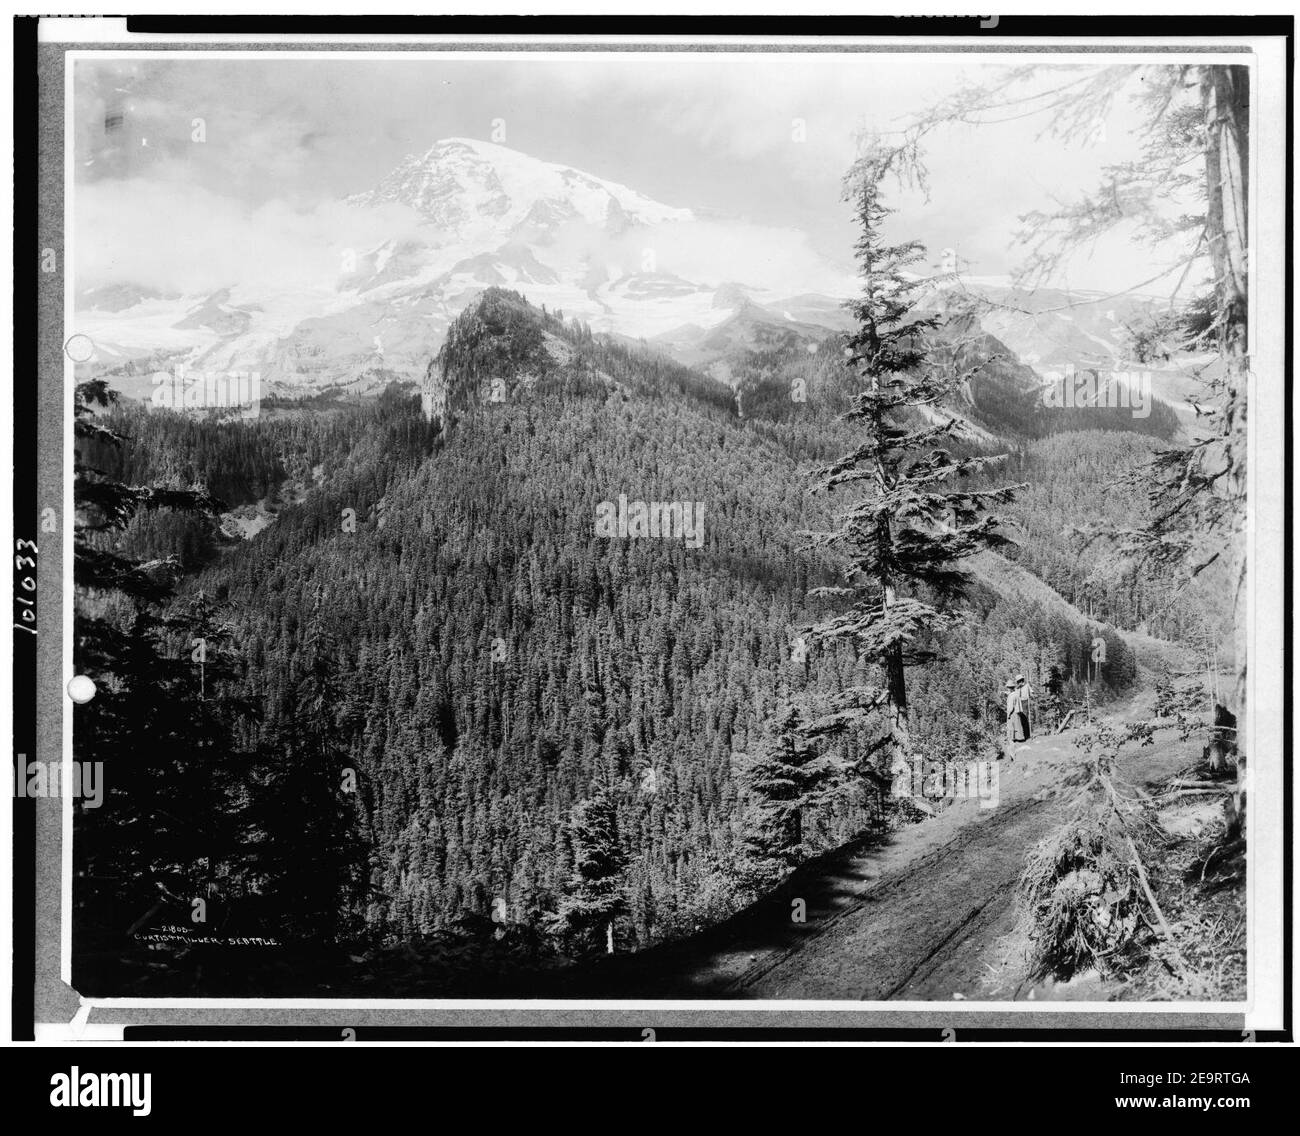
[1004,680,1024,746]
[1015,674,1033,740]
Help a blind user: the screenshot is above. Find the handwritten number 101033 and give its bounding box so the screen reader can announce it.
[15,538,37,635]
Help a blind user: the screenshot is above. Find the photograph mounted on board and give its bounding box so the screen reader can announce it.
[64,46,1264,1007]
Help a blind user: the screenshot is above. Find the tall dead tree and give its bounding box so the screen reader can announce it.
[1201,66,1249,746]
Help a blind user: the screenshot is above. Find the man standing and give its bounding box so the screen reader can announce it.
[1004,679,1022,746]
[1015,673,1033,740]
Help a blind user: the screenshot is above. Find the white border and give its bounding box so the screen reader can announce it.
[1244,29,1286,1035]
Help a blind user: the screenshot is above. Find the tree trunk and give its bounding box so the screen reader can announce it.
[873,365,911,764]
[886,639,909,752]
[1202,64,1249,760]
[606,920,614,955]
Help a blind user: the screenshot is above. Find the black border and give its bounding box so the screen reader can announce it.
[122,14,1293,36]
[12,1043,1294,1118]
[13,12,1294,1046]
[12,14,39,1044]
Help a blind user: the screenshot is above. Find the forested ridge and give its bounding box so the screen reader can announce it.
[74,287,1203,985]
[720,316,1203,638]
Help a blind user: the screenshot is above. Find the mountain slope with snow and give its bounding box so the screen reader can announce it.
[348,137,694,238]
[77,138,850,398]
[77,136,1210,421]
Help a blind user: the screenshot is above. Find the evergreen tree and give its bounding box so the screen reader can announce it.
[806,145,1022,781]
[736,702,847,890]
[549,787,627,955]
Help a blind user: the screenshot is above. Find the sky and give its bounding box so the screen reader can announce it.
[73,53,1201,298]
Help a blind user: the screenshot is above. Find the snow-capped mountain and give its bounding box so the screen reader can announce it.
[75,135,1211,416]
[77,137,852,400]
[348,137,693,238]
[910,275,1220,421]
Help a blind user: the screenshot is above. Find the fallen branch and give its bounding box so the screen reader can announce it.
[1056,708,1087,734]
[1130,783,1157,805]
[1125,834,1193,977]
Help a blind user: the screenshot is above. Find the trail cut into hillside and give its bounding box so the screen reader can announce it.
[551,659,1204,1001]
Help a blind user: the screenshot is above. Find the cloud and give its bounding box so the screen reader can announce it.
[630,218,855,295]
[75,179,428,296]
[513,55,934,187]
[70,55,1194,299]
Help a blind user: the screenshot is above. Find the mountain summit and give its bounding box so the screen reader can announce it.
[348,138,693,241]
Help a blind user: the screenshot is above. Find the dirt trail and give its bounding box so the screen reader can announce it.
[555,692,1198,1001]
